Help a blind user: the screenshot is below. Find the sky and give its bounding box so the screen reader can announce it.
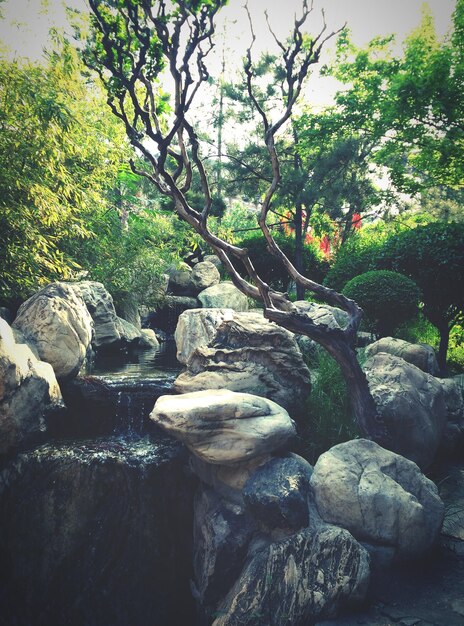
[0,0,457,106]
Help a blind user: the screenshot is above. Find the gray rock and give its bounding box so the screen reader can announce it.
[70,281,121,349]
[311,439,444,559]
[294,301,350,331]
[365,337,439,375]
[364,353,447,468]
[198,283,249,312]
[212,526,370,626]
[438,377,464,451]
[116,316,142,345]
[243,454,313,532]
[167,266,196,296]
[190,454,271,504]
[138,328,160,350]
[13,282,93,379]
[191,261,221,292]
[174,311,311,412]
[204,254,222,270]
[0,319,63,455]
[193,487,256,609]
[150,389,296,465]
[175,308,235,364]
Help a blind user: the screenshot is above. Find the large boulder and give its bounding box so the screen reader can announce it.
[174,310,311,412]
[193,487,256,611]
[311,439,444,559]
[175,308,235,364]
[365,337,440,375]
[242,454,313,532]
[71,281,119,348]
[0,319,63,455]
[212,526,370,626]
[167,261,220,297]
[150,389,296,465]
[191,261,221,292]
[439,376,464,451]
[0,436,195,626]
[198,283,249,312]
[12,282,93,379]
[71,281,144,351]
[364,353,447,468]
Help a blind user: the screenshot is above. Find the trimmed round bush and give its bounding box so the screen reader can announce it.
[342,270,421,337]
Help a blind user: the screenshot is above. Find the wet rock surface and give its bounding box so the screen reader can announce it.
[0,436,195,626]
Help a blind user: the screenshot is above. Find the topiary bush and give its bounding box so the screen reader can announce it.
[342,270,421,337]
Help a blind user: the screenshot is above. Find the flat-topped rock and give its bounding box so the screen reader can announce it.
[150,389,296,465]
[174,310,310,412]
[311,439,444,559]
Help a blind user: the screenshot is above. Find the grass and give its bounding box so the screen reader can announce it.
[295,347,359,465]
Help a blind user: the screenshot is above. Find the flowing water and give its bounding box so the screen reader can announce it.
[0,341,197,626]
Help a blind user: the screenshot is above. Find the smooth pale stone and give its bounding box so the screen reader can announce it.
[0,318,63,454]
[365,336,439,375]
[13,282,93,379]
[311,439,444,559]
[150,389,296,465]
[198,282,249,311]
[364,353,447,468]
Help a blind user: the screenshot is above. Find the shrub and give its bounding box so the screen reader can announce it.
[381,222,464,370]
[342,270,421,337]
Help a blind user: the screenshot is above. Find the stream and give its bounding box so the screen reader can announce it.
[0,341,197,626]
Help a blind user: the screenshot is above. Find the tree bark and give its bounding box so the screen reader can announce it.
[294,201,305,300]
[437,319,450,375]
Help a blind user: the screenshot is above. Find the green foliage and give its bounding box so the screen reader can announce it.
[234,230,327,292]
[323,225,391,291]
[73,207,186,311]
[342,270,421,337]
[0,41,129,306]
[381,222,464,331]
[327,3,464,193]
[298,350,358,464]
